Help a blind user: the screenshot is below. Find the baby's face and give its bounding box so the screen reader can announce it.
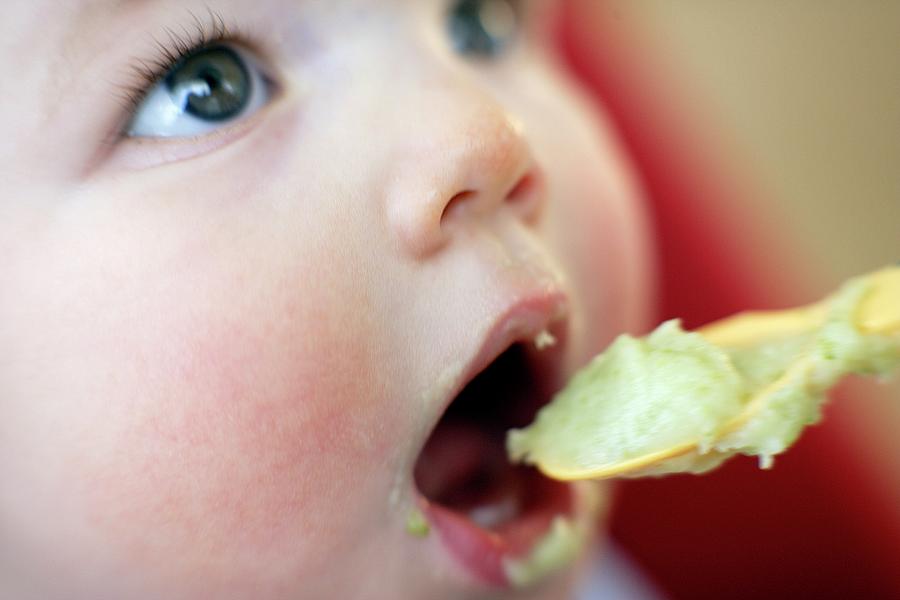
[0,1,653,598]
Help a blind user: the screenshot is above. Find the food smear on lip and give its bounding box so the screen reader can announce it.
[507,266,900,480]
[533,329,556,350]
[502,480,601,589]
[502,516,584,588]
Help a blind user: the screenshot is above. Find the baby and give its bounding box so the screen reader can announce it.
[0,0,654,598]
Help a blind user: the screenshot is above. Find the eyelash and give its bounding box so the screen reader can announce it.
[118,11,252,117]
[114,2,534,137]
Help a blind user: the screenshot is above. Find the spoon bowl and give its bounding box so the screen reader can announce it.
[508,266,900,481]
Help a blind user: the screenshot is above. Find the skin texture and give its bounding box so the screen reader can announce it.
[0,0,654,598]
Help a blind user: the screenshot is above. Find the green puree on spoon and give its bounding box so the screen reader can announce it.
[507,266,900,480]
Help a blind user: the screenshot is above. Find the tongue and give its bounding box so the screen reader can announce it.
[412,383,577,586]
[414,422,517,521]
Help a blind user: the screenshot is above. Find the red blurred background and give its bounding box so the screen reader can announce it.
[556,2,900,598]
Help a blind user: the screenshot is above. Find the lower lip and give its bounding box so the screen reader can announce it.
[418,479,575,589]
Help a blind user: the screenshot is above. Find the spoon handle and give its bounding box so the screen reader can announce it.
[856,266,900,335]
[698,265,900,347]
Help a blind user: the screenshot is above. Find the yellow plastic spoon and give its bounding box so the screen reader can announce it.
[507,266,900,481]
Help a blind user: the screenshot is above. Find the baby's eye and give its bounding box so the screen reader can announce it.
[127,44,272,138]
[447,0,521,59]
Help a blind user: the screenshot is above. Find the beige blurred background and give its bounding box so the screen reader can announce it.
[596,0,900,512]
[608,0,899,278]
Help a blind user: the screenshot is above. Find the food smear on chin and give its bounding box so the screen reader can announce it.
[406,508,431,538]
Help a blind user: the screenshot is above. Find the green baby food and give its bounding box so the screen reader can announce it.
[507,270,900,480]
[405,508,430,538]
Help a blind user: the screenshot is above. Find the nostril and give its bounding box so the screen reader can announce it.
[440,189,478,225]
[504,169,545,222]
[505,172,536,205]
[439,170,544,228]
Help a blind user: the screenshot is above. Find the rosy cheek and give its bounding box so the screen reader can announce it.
[75,284,395,576]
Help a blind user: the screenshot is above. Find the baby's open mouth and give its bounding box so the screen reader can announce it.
[413,340,576,587]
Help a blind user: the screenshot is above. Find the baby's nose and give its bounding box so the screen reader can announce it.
[385,96,544,258]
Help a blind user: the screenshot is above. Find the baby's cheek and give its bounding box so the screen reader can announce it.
[74,283,397,584]
[528,72,654,340]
